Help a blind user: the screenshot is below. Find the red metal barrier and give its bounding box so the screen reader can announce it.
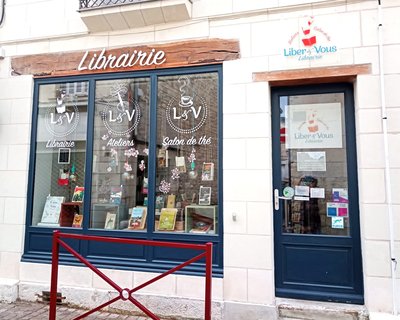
[49,230,213,320]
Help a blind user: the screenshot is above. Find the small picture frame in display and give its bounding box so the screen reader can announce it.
[104,212,117,230]
[58,148,71,164]
[199,186,211,205]
[201,162,214,181]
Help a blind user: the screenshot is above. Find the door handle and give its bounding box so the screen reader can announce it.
[274,189,292,211]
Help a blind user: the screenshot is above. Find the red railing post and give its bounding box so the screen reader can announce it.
[48,232,213,319]
[49,230,60,320]
[204,242,213,320]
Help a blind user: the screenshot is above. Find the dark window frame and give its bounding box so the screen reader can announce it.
[23,64,224,277]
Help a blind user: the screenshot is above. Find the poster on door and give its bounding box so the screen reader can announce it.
[286,103,342,149]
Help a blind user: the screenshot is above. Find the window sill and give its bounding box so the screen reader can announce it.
[79,0,192,32]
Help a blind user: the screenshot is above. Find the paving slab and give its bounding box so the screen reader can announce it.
[0,300,155,320]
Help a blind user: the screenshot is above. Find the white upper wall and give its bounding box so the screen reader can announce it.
[0,0,395,49]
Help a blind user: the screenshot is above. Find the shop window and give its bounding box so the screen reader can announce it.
[91,78,151,230]
[26,66,222,273]
[31,82,88,227]
[155,74,219,234]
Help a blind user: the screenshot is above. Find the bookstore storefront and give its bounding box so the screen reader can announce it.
[2,1,400,319]
[21,45,230,275]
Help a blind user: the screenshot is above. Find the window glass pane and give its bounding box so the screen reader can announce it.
[32,82,88,228]
[280,93,349,236]
[91,78,150,230]
[155,73,219,234]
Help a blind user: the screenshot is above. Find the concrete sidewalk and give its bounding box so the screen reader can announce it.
[0,300,153,319]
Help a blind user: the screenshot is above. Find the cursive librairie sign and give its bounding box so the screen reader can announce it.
[78,48,166,71]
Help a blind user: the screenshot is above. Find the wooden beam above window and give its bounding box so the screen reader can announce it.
[11,38,240,77]
[253,64,371,86]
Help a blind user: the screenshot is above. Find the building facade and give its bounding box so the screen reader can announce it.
[0,0,399,319]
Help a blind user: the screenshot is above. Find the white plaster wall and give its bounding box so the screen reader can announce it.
[355,3,400,313]
[0,0,399,317]
[354,4,400,315]
[221,55,273,307]
[0,52,32,282]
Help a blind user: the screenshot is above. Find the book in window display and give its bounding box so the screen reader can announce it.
[38,195,65,226]
[71,214,83,228]
[128,207,147,230]
[158,208,177,231]
[71,186,84,202]
[166,194,176,208]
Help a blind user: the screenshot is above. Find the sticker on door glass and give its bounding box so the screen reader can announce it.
[310,187,325,199]
[331,217,344,229]
[295,185,309,196]
[332,188,348,203]
[286,103,342,149]
[283,186,295,198]
[297,151,326,172]
[294,196,309,201]
[294,185,309,201]
[327,202,348,217]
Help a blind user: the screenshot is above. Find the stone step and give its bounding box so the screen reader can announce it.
[277,298,368,320]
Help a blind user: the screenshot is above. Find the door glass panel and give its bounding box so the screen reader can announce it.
[280,93,349,236]
[91,78,150,230]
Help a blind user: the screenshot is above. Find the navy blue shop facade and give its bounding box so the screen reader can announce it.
[21,40,240,276]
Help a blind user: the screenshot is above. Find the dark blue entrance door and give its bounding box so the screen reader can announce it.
[271,83,364,304]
